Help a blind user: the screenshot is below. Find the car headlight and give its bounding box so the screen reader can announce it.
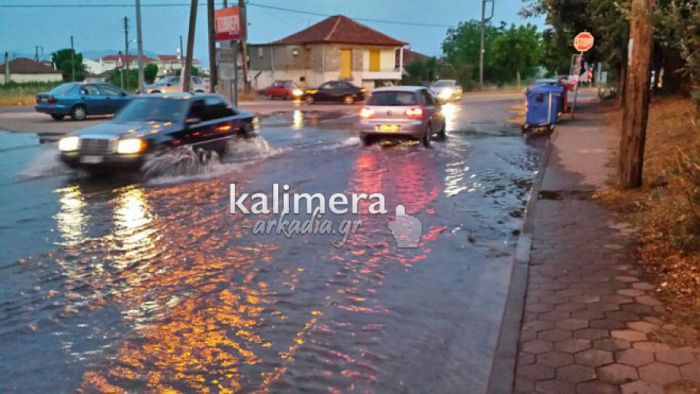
[117,138,146,154]
[439,88,453,98]
[292,88,303,97]
[58,136,80,152]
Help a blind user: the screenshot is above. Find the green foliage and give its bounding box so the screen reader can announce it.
[50,49,87,82]
[656,0,700,87]
[442,20,503,83]
[440,20,545,87]
[144,63,159,84]
[402,57,439,85]
[107,69,139,92]
[491,24,543,82]
[175,66,200,76]
[540,28,573,75]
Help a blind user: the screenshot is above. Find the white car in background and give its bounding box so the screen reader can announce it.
[429,79,463,103]
[143,76,209,94]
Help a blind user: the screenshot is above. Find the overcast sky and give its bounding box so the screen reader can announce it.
[0,0,545,66]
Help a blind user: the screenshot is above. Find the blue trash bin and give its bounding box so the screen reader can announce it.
[524,84,563,132]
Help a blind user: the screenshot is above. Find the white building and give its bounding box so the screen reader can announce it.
[0,57,63,84]
[248,15,407,90]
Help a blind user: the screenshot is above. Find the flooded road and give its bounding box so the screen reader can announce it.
[0,94,545,393]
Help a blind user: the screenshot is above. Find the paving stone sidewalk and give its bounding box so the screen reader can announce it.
[513,103,700,394]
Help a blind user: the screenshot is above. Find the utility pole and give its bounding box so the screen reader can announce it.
[4,52,9,84]
[119,50,124,89]
[207,0,218,93]
[618,0,655,189]
[479,0,494,90]
[239,0,249,92]
[135,0,146,93]
[123,17,130,92]
[70,35,75,82]
[179,35,184,70]
[182,0,198,92]
[35,46,39,62]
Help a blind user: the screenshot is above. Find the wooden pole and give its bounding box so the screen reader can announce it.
[239,0,250,93]
[617,0,655,189]
[182,0,198,92]
[207,0,218,93]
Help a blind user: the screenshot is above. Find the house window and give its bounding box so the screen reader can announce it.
[369,49,380,72]
[258,47,264,58]
[340,49,352,79]
[292,48,299,56]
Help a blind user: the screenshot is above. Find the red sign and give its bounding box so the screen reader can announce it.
[573,32,595,52]
[215,7,243,41]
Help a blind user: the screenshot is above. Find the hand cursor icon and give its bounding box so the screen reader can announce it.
[388,205,422,248]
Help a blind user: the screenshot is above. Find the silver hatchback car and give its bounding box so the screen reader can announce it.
[358,86,446,146]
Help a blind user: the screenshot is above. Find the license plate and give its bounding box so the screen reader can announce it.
[40,98,47,103]
[377,124,400,133]
[80,155,103,164]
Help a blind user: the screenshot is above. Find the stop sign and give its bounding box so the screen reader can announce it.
[573,32,595,52]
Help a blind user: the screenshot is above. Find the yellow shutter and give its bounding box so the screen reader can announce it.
[369,50,380,72]
[340,49,352,79]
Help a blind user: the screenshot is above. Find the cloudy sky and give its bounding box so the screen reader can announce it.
[0,0,545,65]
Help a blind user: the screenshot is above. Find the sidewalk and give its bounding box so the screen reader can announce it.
[513,102,700,393]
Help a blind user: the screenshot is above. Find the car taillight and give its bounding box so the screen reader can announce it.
[360,107,375,118]
[405,107,423,119]
[48,96,58,104]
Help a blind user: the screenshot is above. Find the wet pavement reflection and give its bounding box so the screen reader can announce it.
[0,94,545,392]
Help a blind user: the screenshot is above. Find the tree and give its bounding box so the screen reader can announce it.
[442,20,504,83]
[540,28,572,75]
[51,49,86,81]
[491,24,543,85]
[144,63,159,84]
[402,57,439,85]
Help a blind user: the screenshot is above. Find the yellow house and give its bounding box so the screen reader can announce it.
[248,15,407,90]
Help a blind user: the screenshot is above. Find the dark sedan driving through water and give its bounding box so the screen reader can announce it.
[57,93,259,172]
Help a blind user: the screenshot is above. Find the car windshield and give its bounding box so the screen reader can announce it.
[113,98,188,123]
[49,83,78,95]
[367,91,419,106]
[431,80,455,88]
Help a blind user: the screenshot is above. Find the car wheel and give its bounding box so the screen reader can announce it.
[344,95,355,105]
[70,105,87,121]
[437,121,446,138]
[50,114,65,121]
[421,123,431,147]
[150,90,160,94]
[305,96,315,105]
[195,90,204,93]
[360,134,372,146]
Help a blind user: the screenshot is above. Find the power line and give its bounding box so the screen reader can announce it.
[0,1,454,28]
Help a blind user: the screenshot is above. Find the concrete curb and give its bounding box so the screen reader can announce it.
[485,134,554,394]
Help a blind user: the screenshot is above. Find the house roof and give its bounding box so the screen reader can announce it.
[100,54,155,63]
[402,48,431,65]
[275,15,407,46]
[0,57,61,74]
[156,54,200,64]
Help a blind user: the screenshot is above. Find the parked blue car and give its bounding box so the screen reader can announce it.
[35,82,131,121]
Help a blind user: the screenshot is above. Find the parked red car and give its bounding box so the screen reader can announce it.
[264,80,303,100]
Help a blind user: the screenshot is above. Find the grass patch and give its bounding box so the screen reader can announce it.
[596,97,700,328]
[0,81,62,106]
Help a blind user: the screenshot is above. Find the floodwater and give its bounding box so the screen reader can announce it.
[0,95,545,393]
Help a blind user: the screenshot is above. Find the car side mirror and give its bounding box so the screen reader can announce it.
[166,83,173,87]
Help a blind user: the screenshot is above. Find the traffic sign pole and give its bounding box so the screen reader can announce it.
[570,32,595,119]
